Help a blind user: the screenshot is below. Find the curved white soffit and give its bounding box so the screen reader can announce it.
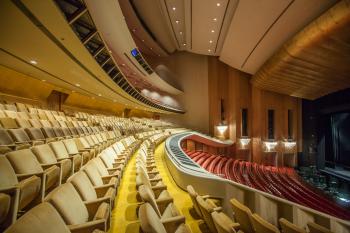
[84,0,183,96]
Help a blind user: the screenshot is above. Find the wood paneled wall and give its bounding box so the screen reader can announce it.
[208,57,302,163]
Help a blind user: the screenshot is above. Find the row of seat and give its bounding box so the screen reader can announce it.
[187,185,333,233]
[2,129,170,232]
[183,149,350,220]
[134,134,191,233]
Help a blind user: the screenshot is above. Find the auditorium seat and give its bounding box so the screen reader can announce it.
[8,128,41,146]
[82,162,118,189]
[28,119,42,128]
[41,127,61,141]
[74,137,96,159]
[138,184,180,220]
[0,118,19,129]
[211,211,240,233]
[50,141,82,172]
[45,183,109,232]
[67,171,115,209]
[25,127,49,143]
[15,118,31,128]
[99,151,124,173]
[279,218,307,233]
[0,129,20,154]
[251,213,280,233]
[6,149,60,200]
[139,203,190,233]
[4,104,17,112]
[0,155,41,216]
[31,144,73,183]
[307,222,333,233]
[136,168,165,189]
[63,138,91,165]
[230,199,255,233]
[14,103,28,113]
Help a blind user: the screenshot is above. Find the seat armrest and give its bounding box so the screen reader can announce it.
[68,219,106,233]
[0,186,18,194]
[94,186,111,198]
[17,172,44,181]
[202,195,223,201]
[151,185,167,191]
[41,162,61,170]
[84,197,110,220]
[161,216,186,233]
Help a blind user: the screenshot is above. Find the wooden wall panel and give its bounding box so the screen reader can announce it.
[209,57,302,164]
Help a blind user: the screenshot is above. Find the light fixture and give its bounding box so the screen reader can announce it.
[29,60,37,65]
[179,31,183,35]
[209,40,213,43]
[172,7,176,10]
[183,43,186,46]
[132,28,136,32]
[113,100,116,102]
[175,20,180,24]
[213,18,217,22]
[211,30,215,33]
[150,47,153,50]
[264,141,278,152]
[158,54,161,57]
[98,93,102,96]
[239,138,251,147]
[217,124,228,134]
[75,83,80,87]
[142,39,145,42]
[283,141,296,149]
[217,3,221,6]
[122,63,125,66]
[208,49,212,52]
[41,79,46,82]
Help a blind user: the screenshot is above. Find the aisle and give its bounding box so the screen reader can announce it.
[109,142,203,233]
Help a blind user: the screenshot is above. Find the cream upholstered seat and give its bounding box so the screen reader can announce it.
[307,222,333,233]
[24,128,50,143]
[279,218,307,233]
[50,141,82,172]
[6,149,60,200]
[187,185,222,218]
[0,118,19,129]
[212,211,240,233]
[41,127,59,141]
[31,144,72,184]
[136,167,163,187]
[104,147,126,163]
[139,203,190,233]
[0,129,22,154]
[197,195,225,233]
[90,158,121,183]
[82,163,118,189]
[138,185,180,220]
[98,151,124,172]
[8,129,41,146]
[67,171,115,209]
[230,199,255,233]
[74,137,96,159]
[45,183,109,233]
[136,162,160,177]
[251,213,280,233]
[63,138,91,165]
[15,118,31,128]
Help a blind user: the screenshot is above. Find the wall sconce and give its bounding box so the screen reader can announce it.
[217,124,228,134]
[216,98,228,137]
[238,137,251,150]
[263,141,278,152]
[283,141,296,149]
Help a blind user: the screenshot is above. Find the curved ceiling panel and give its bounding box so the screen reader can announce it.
[251,0,350,100]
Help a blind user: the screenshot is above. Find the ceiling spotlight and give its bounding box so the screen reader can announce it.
[158,54,161,57]
[29,60,37,65]
[179,31,183,35]
[172,7,176,10]
[213,18,217,22]
[211,30,215,33]
[142,39,145,42]
[175,20,180,24]
[132,28,136,32]
[41,79,46,82]
[150,47,153,50]
[217,3,221,6]
[208,49,212,52]
[75,83,80,87]
[183,43,186,46]
[122,63,125,66]
[98,93,102,96]
[209,40,213,43]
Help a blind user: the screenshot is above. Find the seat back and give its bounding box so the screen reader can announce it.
[307,222,333,233]
[187,185,202,218]
[251,213,280,233]
[45,183,89,225]
[4,202,70,233]
[63,139,79,154]
[230,199,255,233]
[15,118,31,128]
[91,158,109,176]
[6,149,43,174]
[0,118,18,129]
[83,163,103,186]
[25,128,45,141]
[67,172,97,201]
[31,144,58,164]
[0,129,14,146]
[279,218,306,233]
[41,127,56,139]
[197,195,218,233]
[139,203,167,233]
[138,185,161,217]
[0,155,18,187]
[49,141,69,160]
[211,211,236,233]
[28,119,42,128]
[8,129,31,143]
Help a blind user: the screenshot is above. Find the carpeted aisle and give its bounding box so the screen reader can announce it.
[109,142,203,233]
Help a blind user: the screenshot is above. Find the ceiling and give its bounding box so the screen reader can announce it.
[251,0,350,100]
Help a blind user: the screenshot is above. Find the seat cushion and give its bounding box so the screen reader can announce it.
[18,175,41,209]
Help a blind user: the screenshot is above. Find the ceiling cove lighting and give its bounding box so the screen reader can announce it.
[29,60,37,65]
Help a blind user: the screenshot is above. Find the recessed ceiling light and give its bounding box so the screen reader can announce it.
[217,3,221,6]
[179,31,183,35]
[213,18,217,22]
[98,93,102,96]
[41,79,46,82]
[175,20,180,24]
[208,49,212,52]
[158,54,161,57]
[209,40,213,43]
[142,39,145,42]
[183,43,186,46]
[29,60,37,65]
[211,30,215,33]
[150,47,153,50]
[172,7,176,10]
[75,83,80,87]
[122,63,125,66]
